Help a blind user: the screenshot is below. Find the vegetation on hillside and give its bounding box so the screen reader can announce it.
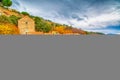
[31,16,89,34]
[0,15,20,25]
[32,16,52,33]
[0,0,104,35]
[0,23,19,34]
[21,12,30,16]
[0,15,19,34]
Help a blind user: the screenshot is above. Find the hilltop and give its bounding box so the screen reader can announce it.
[0,4,104,35]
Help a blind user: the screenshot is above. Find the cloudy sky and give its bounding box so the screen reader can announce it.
[11,0,120,34]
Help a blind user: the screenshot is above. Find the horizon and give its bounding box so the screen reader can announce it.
[11,0,120,34]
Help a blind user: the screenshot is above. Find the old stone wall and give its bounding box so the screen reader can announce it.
[18,16,35,34]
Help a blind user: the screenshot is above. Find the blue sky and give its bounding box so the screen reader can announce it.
[11,0,120,34]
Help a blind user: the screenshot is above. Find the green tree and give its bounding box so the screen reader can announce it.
[21,12,30,16]
[2,0,12,7]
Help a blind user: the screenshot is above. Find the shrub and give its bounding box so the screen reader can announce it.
[0,23,19,34]
[34,17,52,32]
[21,12,30,16]
[9,15,20,25]
[0,15,10,23]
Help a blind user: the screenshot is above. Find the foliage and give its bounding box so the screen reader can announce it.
[21,12,30,16]
[0,15,19,34]
[9,15,20,25]
[54,26,65,34]
[2,0,12,7]
[54,26,72,34]
[34,17,52,32]
[0,23,19,34]
[0,15,10,23]
[0,15,20,25]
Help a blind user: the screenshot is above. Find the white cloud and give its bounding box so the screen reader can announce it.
[67,11,120,29]
[11,0,120,34]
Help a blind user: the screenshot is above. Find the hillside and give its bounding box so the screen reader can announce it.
[0,5,104,35]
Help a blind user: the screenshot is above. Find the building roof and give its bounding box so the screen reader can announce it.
[18,16,34,22]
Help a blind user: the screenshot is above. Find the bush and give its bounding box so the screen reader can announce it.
[9,15,20,25]
[0,15,10,23]
[0,15,20,25]
[21,12,30,16]
[34,17,52,32]
[0,23,19,34]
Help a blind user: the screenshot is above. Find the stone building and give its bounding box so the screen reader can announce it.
[18,16,35,34]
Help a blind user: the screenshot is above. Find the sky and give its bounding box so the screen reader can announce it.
[11,0,120,34]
